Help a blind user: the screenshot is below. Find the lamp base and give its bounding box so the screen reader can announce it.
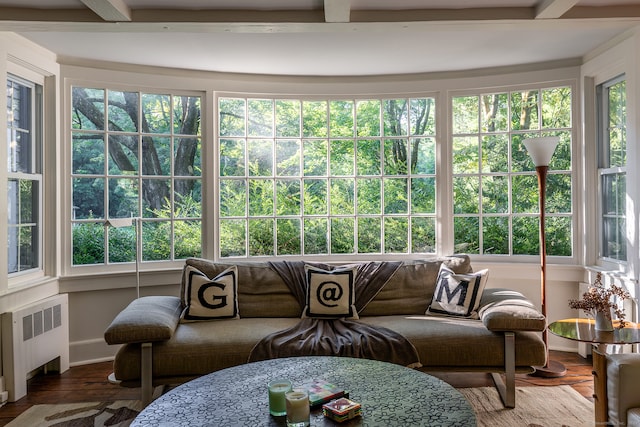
[529,360,567,378]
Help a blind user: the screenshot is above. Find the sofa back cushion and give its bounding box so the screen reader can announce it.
[359,255,472,316]
[183,259,301,318]
[182,255,472,318]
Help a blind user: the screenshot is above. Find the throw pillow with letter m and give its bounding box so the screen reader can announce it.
[427,263,489,319]
[181,265,239,322]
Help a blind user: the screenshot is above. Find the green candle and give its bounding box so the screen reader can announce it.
[268,379,292,416]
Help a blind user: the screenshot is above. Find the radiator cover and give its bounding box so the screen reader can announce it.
[1,294,70,401]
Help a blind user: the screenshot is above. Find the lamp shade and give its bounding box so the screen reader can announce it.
[523,136,560,167]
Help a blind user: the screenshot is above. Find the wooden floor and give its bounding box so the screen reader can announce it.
[0,350,593,425]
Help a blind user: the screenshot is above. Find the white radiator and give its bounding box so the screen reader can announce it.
[1,294,70,402]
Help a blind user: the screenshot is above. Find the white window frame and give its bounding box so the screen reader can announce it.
[6,70,45,287]
[596,74,627,265]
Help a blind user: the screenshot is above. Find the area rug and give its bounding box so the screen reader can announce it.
[460,385,595,427]
[6,400,141,427]
[6,386,593,426]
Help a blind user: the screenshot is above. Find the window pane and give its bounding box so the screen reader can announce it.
[384,139,408,175]
[384,178,408,214]
[277,219,300,255]
[452,137,479,174]
[249,179,274,216]
[357,178,381,215]
[511,175,537,213]
[220,219,246,257]
[249,219,274,256]
[356,100,380,137]
[303,101,327,137]
[248,99,273,137]
[546,216,572,256]
[108,135,138,175]
[330,140,354,176]
[452,96,478,134]
[220,179,246,217]
[483,216,509,254]
[276,140,300,176]
[410,98,435,136]
[482,175,508,214]
[174,220,202,259]
[108,90,138,132]
[412,138,435,175]
[276,100,301,138]
[303,179,327,215]
[512,216,539,255]
[303,140,327,176]
[174,179,201,218]
[108,178,139,218]
[384,217,408,253]
[542,87,571,129]
[143,221,171,261]
[72,223,105,265]
[411,178,435,214]
[481,135,508,173]
[412,217,435,253]
[174,137,201,177]
[608,80,626,167]
[329,100,354,138]
[330,179,354,215]
[453,176,479,214]
[19,180,35,224]
[276,180,301,215]
[454,217,479,254]
[481,93,508,132]
[358,217,381,253]
[383,99,408,136]
[304,218,327,254]
[219,98,246,137]
[108,224,135,263]
[511,90,539,131]
[174,96,201,135]
[331,218,355,254]
[143,179,171,218]
[142,93,171,134]
[72,87,105,131]
[73,178,105,219]
[73,134,105,175]
[248,140,273,176]
[357,140,381,175]
[220,139,245,177]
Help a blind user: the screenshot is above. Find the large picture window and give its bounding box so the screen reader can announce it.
[597,76,626,262]
[7,75,42,274]
[217,97,436,257]
[70,87,202,266]
[451,86,573,256]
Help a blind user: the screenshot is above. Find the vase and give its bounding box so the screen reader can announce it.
[595,311,614,331]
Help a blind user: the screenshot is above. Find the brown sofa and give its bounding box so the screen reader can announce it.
[104,255,546,406]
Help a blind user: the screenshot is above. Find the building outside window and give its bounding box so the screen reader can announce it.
[70,87,202,266]
[597,76,626,262]
[451,86,573,257]
[7,75,42,275]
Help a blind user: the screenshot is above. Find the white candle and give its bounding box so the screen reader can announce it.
[285,390,310,426]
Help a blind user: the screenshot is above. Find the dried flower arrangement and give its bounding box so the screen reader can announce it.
[568,272,631,328]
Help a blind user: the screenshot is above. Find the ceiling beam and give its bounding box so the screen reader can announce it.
[324,0,351,23]
[535,0,579,19]
[80,0,132,22]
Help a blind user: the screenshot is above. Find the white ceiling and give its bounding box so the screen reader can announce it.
[1,0,640,76]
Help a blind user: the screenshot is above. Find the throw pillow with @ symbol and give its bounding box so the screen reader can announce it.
[304,265,357,319]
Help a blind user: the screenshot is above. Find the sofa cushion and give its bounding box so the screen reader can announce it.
[360,255,472,317]
[304,264,357,319]
[426,264,488,319]
[181,265,239,321]
[477,288,546,332]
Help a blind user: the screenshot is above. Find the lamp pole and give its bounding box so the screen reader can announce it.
[523,137,566,378]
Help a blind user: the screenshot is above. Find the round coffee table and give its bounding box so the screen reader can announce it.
[131,356,476,426]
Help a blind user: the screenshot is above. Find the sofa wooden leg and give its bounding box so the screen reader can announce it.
[491,332,516,408]
[141,343,153,406]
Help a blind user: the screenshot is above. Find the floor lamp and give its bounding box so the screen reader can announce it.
[523,136,567,378]
[105,217,141,299]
